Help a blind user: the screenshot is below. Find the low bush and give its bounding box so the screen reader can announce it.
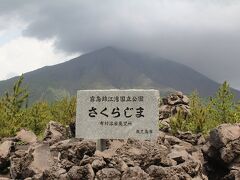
[170,81,240,135]
[0,76,76,137]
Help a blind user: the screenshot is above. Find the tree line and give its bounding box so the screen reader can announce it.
[0,75,239,137]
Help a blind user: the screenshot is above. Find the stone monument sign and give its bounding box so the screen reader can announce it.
[76,89,159,140]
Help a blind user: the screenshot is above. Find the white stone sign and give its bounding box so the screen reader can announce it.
[76,89,159,140]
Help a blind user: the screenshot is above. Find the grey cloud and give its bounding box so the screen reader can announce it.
[1,0,240,89]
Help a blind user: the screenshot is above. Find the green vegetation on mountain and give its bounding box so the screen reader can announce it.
[0,75,239,138]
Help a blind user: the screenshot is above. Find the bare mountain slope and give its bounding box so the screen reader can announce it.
[0,47,239,102]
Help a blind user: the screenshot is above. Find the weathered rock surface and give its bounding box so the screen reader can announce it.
[209,123,240,149]
[122,166,151,180]
[68,164,94,180]
[51,139,96,164]
[10,142,54,179]
[43,166,68,180]
[159,92,191,132]
[0,141,14,172]
[147,161,207,180]
[15,129,37,144]
[96,168,121,180]
[91,158,107,171]
[29,143,54,174]
[176,131,206,145]
[204,123,240,179]
[3,127,209,179]
[43,121,68,145]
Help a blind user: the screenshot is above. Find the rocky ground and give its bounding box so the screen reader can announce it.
[159,91,190,132]
[0,93,239,180]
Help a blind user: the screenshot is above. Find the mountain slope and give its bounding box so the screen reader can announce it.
[0,47,239,102]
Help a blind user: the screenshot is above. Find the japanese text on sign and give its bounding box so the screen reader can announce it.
[90,96,144,102]
[88,107,144,118]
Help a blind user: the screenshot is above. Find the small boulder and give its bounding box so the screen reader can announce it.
[28,143,54,175]
[182,95,190,105]
[176,131,205,145]
[91,158,106,171]
[110,156,128,172]
[10,153,32,179]
[68,164,94,180]
[209,123,240,149]
[159,105,172,120]
[15,129,37,144]
[0,140,14,171]
[43,166,68,179]
[43,121,68,145]
[121,166,151,180]
[147,161,207,180]
[176,91,183,98]
[220,138,240,164]
[96,168,121,180]
[167,145,191,164]
[60,159,74,171]
[10,143,54,179]
[51,139,96,165]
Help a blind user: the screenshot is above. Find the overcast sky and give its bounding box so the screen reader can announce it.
[0,0,240,89]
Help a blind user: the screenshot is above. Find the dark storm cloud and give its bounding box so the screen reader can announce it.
[1,0,240,89]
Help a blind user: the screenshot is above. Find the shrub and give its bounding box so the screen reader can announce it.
[209,81,237,123]
[170,82,240,135]
[170,91,210,134]
[0,75,29,136]
[0,76,76,137]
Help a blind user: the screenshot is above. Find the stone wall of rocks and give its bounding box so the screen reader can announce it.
[159,91,190,131]
[0,121,210,180]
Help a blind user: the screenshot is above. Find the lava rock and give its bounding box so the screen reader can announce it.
[68,164,94,180]
[96,168,121,180]
[43,121,68,145]
[15,129,37,144]
[209,123,240,149]
[0,140,14,172]
[122,166,151,180]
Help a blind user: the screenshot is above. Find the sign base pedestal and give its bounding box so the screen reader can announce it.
[96,139,107,151]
